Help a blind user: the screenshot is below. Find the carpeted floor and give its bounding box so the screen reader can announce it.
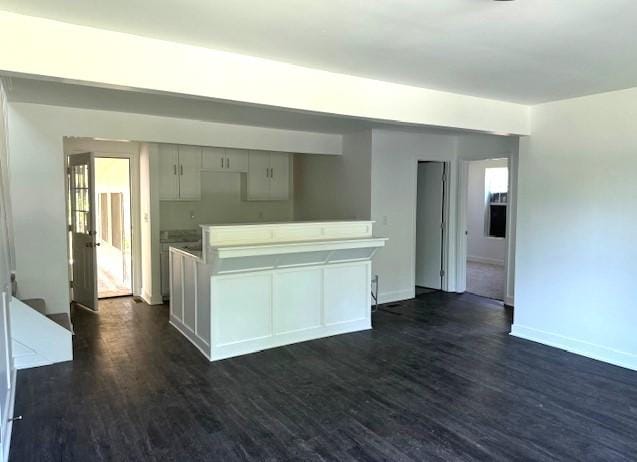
[467,261,505,300]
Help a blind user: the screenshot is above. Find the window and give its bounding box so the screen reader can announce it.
[485,167,508,238]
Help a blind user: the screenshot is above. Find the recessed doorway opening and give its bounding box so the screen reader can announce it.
[415,161,447,296]
[465,159,508,301]
[95,157,133,298]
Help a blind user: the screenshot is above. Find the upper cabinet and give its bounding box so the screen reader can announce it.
[202,147,248,173]
[159,144,202,201]
[246,151,290,201]
[159,144,290,202]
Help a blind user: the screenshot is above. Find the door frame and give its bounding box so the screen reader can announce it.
[410,159,452,293]
[64,141,141,301]
[67,152,98,310]
[456,153,518,305]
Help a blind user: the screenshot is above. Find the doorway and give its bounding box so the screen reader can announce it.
[415,161,446,295]
[67,153,133,311]
[95,157,132,298]
[464,159,508,300]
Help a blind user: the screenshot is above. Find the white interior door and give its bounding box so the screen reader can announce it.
[415,162,444,290]
[69,153,98,311]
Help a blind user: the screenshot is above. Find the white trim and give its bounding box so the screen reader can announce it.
[467,256,505,266]
[504,295,514,307]
[169,317,211,360]
[510,324,637,372]
[2,368,16,462]
[140,289,163,306]
[378,289,415,304]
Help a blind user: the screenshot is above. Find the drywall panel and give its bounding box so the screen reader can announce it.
[513,87,637,370]
[0,12,530,135]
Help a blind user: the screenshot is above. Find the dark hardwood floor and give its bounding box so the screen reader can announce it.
[9,293,637,461]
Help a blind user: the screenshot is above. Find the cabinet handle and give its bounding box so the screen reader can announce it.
[265,168,269,178]
[220,157,224,168]
[270,167,274,178]
[180,165,183,175]
[227,157,230,169]
[173,164,177,175]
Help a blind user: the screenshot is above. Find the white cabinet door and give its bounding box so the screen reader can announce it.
[159,145,179,200]
[201,146,226,172]
[225,148,249,173]
[269,152,290,201]
[246,151,271,201]
[178,145,202,200]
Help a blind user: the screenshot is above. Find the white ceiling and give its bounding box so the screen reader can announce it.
[1,0,636,104]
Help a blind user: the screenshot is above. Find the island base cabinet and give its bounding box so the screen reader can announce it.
[169,250,212,357]
[208,261,371,361]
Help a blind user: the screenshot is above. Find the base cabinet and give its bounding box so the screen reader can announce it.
[204,261,371,361]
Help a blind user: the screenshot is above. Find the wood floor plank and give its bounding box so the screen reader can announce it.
[9,293,637,461]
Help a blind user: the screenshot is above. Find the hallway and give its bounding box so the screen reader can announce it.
[466,261,505,300]
[10,294,637,461]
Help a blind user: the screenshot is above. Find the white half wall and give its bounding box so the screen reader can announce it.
[0,12,530,136]
[7,102,343,314]
[467,158,508,265]
[512,87,637,371]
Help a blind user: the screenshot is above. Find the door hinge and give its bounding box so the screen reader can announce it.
[68,224,72,232]
[442,172,447,183]
[67,167,71,175]
[69,280,74,289]
[440,269,445,277]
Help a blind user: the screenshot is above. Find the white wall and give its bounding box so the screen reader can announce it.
[0,12,530,136]
[294,131,372,221]
[371,130,457,302]
[0,80,15,462]
[467,158,508,265]
[7,102,342,314]
[512,87,637,371]
[370,129,518,303]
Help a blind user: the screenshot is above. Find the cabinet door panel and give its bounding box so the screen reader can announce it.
[183,258,197,331]
[324,264,368,326]
[246,151,271,201]
[158,144,179,200]
[178,145,202,200]
[201,146,226,172]
[269,152,290,201]
[273,269,321,335]
[170,252,183,321]
[225,148,249,172]
[212,273,271,346]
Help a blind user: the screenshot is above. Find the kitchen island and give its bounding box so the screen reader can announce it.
[169,221,386,361]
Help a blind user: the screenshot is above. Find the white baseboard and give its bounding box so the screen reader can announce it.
[504,295,514,306]
[510,324,637,372]
[2,368,16,462]
[467,256,505,266]
[141,290,163,306]
[378,289,414,304]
